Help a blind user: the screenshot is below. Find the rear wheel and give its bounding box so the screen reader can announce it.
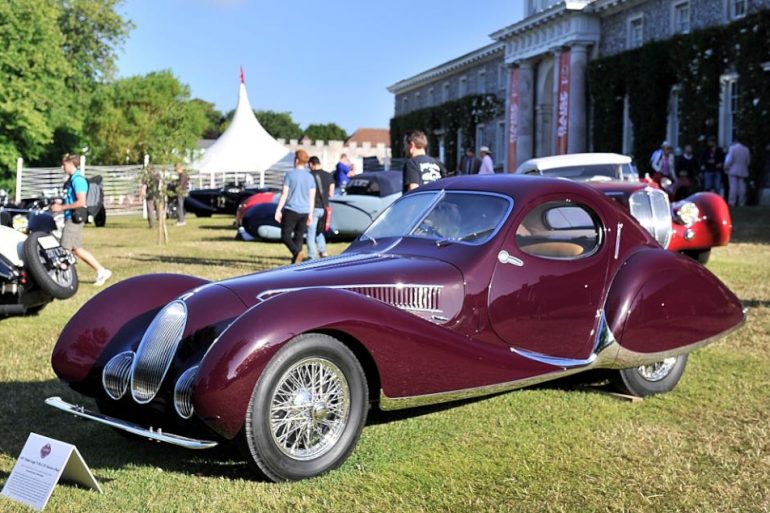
[683,249,710,264]
[23,232,79,299]
[610,354,688,397]
[240,333,368,482]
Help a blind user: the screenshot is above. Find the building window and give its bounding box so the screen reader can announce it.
[673,1,690,34]
[402,97,409,113]
[729,0,747,20]
[443,82,450,102]
[428,87,435,106]
[719,74,739,146]
[475,124,485,153]
[497,121,506,170]
[666,86,680,148]
[459,76,468,97]
[478,70,487,94]
[622,95,634,156]
[415,92,421,109]
[498,64,507,90]
[628,15,643,49]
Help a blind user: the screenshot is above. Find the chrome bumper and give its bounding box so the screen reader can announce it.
[45,396,218,450]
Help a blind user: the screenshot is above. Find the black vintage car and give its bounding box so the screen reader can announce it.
[185,183,273,217]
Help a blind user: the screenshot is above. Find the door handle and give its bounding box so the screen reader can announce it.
[497,250,523,267]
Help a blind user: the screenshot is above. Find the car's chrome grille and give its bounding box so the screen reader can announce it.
[102,351,134,400]
[131,301,187,404]
[629,188,672,249]
[346,285,441,313]
[174,366,198,419]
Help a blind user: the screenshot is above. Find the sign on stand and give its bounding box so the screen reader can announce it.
[1,433,102,511]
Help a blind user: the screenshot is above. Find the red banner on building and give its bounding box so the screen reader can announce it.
[506,67,520,172]
[556,50,571,155]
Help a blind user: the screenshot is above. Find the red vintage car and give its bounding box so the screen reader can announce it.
[47,175,745,481]
[515,153,731,263]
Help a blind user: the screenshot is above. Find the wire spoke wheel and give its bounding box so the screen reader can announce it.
[269,357,350,460]
[637,357,677,382]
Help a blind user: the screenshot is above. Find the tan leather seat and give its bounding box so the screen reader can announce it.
[518,241,584,258]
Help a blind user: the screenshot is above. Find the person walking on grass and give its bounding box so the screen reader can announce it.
[307,156,334,259]
[274,149,316,264]
[51,153,112,286]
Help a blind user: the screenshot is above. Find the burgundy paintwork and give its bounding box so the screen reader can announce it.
[50,175,744,442]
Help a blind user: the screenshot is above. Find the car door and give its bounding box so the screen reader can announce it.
[487,196,611,362]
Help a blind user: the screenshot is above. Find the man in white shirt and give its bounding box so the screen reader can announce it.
[478,146,494,174]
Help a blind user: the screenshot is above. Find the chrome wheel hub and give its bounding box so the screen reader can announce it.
[637,357,677,382]
[269,357,350,461]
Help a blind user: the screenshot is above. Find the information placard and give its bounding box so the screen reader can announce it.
[1,433,101,511]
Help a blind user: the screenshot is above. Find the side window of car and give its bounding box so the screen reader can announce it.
[516,202,602,259]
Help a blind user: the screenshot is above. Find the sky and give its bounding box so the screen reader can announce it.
[116,0,525,135]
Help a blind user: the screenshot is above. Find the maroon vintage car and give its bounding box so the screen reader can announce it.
[47,175,745,481]
[515,153,732,263]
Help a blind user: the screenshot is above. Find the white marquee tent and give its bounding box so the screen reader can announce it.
[191,73,290,188]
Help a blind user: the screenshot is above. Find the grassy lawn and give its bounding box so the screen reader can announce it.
[1,209,768,512]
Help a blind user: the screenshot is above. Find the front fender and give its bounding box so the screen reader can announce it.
[52,274,209,383]
[604,248,743,354]
[194,287,545,439]
[669,192,731,251]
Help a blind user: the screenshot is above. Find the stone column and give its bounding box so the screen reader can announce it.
[516,60,535,166]
[568,43,589,154]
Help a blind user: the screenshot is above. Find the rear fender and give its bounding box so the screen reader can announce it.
[604,248,743,354]
[51,274,209,383]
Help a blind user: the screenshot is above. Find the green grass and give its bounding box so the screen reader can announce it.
[1,209,769,513]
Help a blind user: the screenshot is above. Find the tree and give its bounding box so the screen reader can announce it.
[191,99,225,139]
[85,71,208,164]
[0,0,70,172]
[304,123,348,142]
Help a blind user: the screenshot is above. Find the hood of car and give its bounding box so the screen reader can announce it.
[218,251,466,324]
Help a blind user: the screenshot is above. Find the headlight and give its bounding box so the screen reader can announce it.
[674,201,700,227]
[12,215,28,233]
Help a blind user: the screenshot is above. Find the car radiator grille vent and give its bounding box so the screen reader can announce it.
[131,301,187,404]
[346,285,442,313]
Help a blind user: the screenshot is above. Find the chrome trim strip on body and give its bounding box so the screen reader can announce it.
[257,283,445,315]
[379,313,746,411]
[614,223,623,260]
[44,396,218,450]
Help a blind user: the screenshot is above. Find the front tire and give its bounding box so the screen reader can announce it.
[240,333,368,482]
[610,354,688,397]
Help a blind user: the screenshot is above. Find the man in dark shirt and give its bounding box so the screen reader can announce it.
[307,156,334,259]
[402,129,447,193]
[700,135,725,193]
[457,148,480,175]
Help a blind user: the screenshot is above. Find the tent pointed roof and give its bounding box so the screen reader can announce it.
[192,75,289,173]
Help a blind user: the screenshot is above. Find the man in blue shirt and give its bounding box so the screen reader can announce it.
[334,154,356,195]
[51,153,112,286]
[274,150,316,263]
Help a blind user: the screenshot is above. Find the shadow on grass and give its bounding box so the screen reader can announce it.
[197,223,237,231]
[741,298,770,309]
[125,254,286,268]
[0,379,251,480]
[729,206,770,245]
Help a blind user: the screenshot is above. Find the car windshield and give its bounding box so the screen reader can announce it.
[362,191,511,244]
[541,164,622,181]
